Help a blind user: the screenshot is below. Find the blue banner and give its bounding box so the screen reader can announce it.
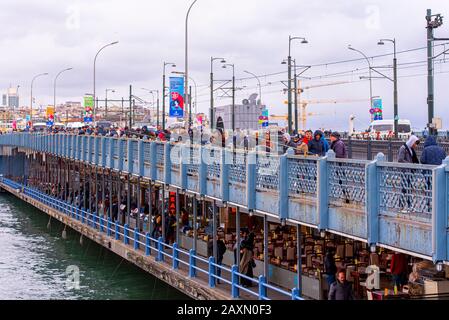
[169,77,185,118]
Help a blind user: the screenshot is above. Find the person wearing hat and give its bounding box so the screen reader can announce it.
[282,132,298,153]
[398,135,420,164]
[330,131,347,159]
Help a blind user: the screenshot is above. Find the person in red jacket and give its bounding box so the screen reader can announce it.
[390,252,408,289]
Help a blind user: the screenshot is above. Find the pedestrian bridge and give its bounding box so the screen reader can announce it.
[0,133,448,265]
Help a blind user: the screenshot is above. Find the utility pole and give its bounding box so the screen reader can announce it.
[293,59,298,134]
[425,9,449,135]
[232,71,235,131]
[129,85,132,129]
[287,53,292,134]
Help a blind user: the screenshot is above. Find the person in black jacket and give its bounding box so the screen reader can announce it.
[324,249,337,286]
[328,270,355,300]
[208,235,227,284]
[308,130,325,156]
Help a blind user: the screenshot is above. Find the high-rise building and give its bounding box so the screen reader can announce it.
[2,87,19,108]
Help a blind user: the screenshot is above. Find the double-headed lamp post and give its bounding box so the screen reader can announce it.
[210,57,226,129]
[378,38,398,138]
[54,68,73,122]
[184,0,198,133]
[93,41,119,122]
[30,72,49,125]
[348,45,373,121]
[243,70,262,105]
[287,36,308,134]
[223,63,236,131]
[162,62,176,130]
[142,88,159,127]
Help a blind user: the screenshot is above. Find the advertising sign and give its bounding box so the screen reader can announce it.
[84,95,94,123]
[46,106,55,126]
[259,109,269,128]
[169,77,185,118]
[372,98,383,120]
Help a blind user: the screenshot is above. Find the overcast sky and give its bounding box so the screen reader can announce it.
[1,0,449,130]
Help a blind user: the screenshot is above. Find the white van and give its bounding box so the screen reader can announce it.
[368,119,412,139]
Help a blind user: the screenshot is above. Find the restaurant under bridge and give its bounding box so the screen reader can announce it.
[0,133,448,300]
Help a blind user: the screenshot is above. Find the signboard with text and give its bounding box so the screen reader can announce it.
[169,77,185,118]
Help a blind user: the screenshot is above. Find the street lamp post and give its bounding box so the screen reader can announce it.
[105,88,115,120]
[348,45,374,121]
[287,36,308,134]
[53,68,73,123]
[378,38,398,138]
[163,62,176,130]
[142,88,155,123]
[184,0,198,130]
[210,57,226,129]
[243,70,262,105]
[93,41,119,123]
[30,72,49,125]
[223,63,235,131]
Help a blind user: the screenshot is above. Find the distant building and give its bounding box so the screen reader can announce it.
[213,93,267,131]
[2,87,19,108]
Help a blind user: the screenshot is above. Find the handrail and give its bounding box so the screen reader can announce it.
[1,178,302,301]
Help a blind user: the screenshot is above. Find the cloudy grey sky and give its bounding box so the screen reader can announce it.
[1,0,449,130]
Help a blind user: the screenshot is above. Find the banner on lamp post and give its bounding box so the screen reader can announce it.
[84,95,94,123]
[46,106,55,126]
[169,77,185,118]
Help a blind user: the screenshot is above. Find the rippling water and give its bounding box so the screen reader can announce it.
[0,193,188,300]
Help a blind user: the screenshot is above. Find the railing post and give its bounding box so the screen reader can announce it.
[157,236,164,262]
[291,287,300,300]
[145,233,151,256]
[279,149,293,220]
[189,249,196,278]
[317,151,332,232]
[99,214,104,232]
[180,144,188,190]
[388,140,393,162]
[107,217,112,236]
[118,139,124,172]
[124,224,129,245]
[221,147,229,203]
[173,242,179,269]
[134,228,139,250]
[366,153,385,248]
[127,139,133,173]
[209,256,216,288]
[258,275,267,300]
[246,150,257,211]
[115,221,120,240]
[231,264,239,298]
[138,140,144,177]
[81,210,85,224]
[150,142,157,181]
[101,137,107,167]
[432,157,449,263]
[164,142,171,185]
[367,138,372,161]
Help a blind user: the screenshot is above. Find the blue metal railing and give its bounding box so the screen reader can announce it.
[1,178,301,301]
[1,133,449,263]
